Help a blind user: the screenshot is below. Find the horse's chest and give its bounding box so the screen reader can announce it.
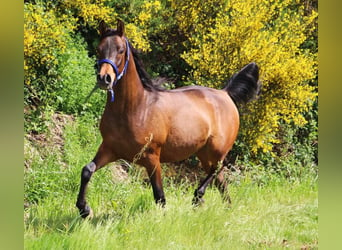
[100,118,133,142]
[99,116,149,159]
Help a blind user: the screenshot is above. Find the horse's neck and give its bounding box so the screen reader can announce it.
[106,58,146,113]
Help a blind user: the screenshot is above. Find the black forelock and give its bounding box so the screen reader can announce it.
[100,28,121,40]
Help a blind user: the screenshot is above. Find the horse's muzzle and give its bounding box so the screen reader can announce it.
[97,73,114,90]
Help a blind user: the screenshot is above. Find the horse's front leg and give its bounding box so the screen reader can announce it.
[148,162,165,206]
[76,143,114,218]
[140,152,166,206]
[76,161,96,218]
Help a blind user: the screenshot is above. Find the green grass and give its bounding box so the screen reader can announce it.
[24,115,318,249]
[24,173,317,249]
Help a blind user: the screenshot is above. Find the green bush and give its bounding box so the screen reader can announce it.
[24,33,105,133]
[55,35,104,117]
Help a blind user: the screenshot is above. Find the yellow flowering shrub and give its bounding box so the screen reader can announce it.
[63,0,113,27]
[61,0,162,52]
[130,0,162,51]
[24,3,76,86]
[170,0,317,156]
[137,1,162,26]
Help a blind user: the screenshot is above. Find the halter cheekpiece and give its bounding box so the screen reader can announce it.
[97,38,130,102]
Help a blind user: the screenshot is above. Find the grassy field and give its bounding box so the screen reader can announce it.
[24,115,318,249]
[24,173,317,249]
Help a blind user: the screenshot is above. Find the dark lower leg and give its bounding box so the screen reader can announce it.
[192,171,215,205]
[76,143,114,218]
[148,165,165,207]
[76,161,96,218]
[151,180,166,206]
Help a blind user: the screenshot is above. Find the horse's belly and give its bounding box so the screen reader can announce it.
[159,126,209,162]
[159,144,203,163]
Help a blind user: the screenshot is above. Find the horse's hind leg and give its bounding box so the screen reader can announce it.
[76,143,114,218]
[214,168,231,204]
[192,168,215,206]
[193,157,231,206]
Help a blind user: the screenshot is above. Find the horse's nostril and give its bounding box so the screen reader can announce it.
[97,74,112,86]
[105,74,112,85]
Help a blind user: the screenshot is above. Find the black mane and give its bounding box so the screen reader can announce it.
[100,29,164,92]
[127,41,165,92]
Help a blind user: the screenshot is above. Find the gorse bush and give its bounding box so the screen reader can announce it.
[24,0,317,164]
[171,0,318,157]
[24,2,76,107]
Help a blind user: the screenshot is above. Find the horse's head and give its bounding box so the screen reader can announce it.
[96,20,129,91]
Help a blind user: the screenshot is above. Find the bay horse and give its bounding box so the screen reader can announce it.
[76,20,260,218]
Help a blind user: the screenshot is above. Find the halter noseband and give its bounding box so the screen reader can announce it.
[97,38,130,102]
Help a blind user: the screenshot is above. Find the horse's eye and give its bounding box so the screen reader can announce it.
[117,45,124,54]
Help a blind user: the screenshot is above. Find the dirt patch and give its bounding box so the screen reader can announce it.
[26,113,74,149]
[26,113,75,148]
[25,113,75,169]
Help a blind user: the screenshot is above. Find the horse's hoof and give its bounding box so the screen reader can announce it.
[192,197,205,207]
[80,205,93,219]
[223,195,232,206]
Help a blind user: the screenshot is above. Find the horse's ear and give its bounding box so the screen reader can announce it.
[99,20,109,37]
[116,19,125,37]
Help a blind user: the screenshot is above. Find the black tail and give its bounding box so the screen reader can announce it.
[224,62,260,105]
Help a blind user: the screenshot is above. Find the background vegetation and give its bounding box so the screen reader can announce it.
[24,0,318,248]
[24,0,317,164]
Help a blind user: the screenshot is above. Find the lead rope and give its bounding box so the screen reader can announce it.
[109,89,114,102]
[84,85,114,103]
[84,85,99,103]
